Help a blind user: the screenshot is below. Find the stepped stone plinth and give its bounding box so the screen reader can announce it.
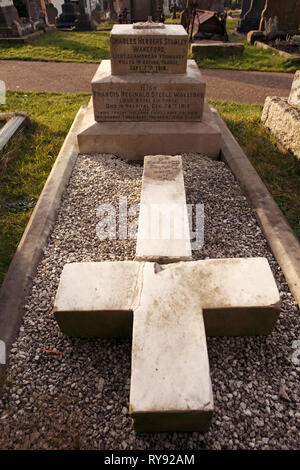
[77,21,222,160]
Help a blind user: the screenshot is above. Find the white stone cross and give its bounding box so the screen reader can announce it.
[54,258,280,432]
[53,155,280,432]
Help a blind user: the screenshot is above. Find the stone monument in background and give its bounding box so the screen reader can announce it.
[57,0,78,28]
[46,2,58,24]
[0,0,23,37]
[0,0,47,37]
[181,0,224,29]
[237,0,266,33]
[259,0,300,32]
[75,0,95,30]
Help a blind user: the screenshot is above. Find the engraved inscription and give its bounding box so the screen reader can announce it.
[144,156,181,181]
[93,84,204,122]
[111,35,188,74]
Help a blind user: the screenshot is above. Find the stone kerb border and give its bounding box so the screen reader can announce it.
[254,41,300,60]
[0,104,299,389]
[210,105,300,308]
[0,105,87,386]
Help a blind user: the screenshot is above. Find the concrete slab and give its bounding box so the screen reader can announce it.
[135,155,192,263]
[77,99,222,160]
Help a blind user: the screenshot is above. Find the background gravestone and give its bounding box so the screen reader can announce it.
[46,2,58,24]
[132,0,152,21]
[25,0,45,21]
[237,0,266,33]
[0,0,20,37]
[239,0,251,17]
[75,0,95,30]
[185,0,224,11]
[181,0,224,29]
[260,0,300,32]
[57,0,78,27]
[129,0,163,22]
[0,0,38,37]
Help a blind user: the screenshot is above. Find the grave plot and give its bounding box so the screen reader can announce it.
[0,153,298,449]
[53,154,280,433]
[0,21,299,449]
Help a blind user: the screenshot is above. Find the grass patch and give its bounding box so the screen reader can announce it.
[0,91,89,284]
[0,92,299,286]
[211,99,300,239]
[0,17,299,71]
[0,30,110,63]
[193,17,300,73]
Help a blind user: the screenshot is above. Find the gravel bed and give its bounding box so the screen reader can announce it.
[0,153,299,450]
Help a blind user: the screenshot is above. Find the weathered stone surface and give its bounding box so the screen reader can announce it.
[261,96,300,159]
[110,23,188,75]
[0,1,22,38]
[77,99,222,160]
[130,262,213,432]
[92,60,205,122]
[135,155,192,263]
[54,261,141,337]
[260,0,300,32]
[288,70,300,110]
[191,41,244,58]
[54,257,280,431]
[54,258,280,339]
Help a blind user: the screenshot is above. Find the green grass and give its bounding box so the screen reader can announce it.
[0,92,299,286]
[211,99,300,239]
[193,16,300,73]
[0,30,110,63]
[0,17,299,71]
[0,91,89,284]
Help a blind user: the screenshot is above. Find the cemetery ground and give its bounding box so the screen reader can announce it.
[0,92,299,449]
[1,91,299,287]
[0,18,299,73]
[0,18,299,451]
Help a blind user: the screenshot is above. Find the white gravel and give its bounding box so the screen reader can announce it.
[0,153,299,450]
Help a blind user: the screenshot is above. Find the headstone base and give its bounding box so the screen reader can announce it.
[77,99,222,160]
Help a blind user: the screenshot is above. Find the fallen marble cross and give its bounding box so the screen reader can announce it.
[54,259,280,432]
[53,155,281,432]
